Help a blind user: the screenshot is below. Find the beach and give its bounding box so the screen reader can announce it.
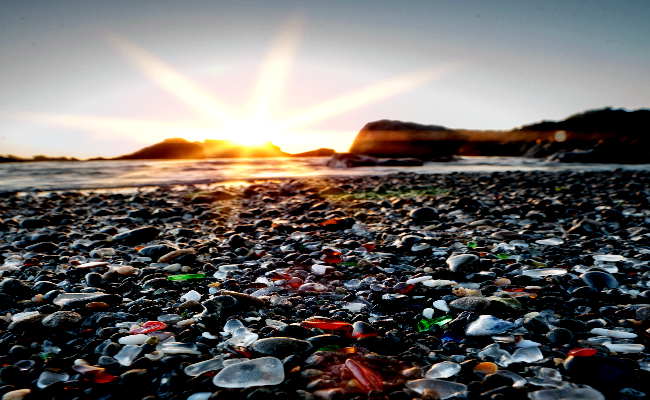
[0,169,649,400]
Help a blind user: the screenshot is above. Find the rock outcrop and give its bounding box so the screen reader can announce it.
[326,153,423,168]
[115,138,206,160]
[348,120,469,160]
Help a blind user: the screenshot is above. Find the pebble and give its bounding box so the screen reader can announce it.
[0,171,649,399]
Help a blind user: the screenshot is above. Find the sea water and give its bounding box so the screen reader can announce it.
[2,156,650,192]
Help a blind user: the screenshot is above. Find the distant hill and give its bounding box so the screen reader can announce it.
[113,138,289,160]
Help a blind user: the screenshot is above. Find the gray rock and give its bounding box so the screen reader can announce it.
[580,271,618,291]
[635,306,650,321]
[8,314,46,332]
[42,311,82,329]
[448,297,490,312]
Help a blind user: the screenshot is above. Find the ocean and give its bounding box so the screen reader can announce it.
[2,156,650,193]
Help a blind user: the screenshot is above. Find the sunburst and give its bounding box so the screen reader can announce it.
[7,15,462,154]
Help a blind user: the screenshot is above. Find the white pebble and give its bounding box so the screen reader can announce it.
[422,308,435,319]
[181,290,201,302]
[590,328,637,339]
[163,264,182,272]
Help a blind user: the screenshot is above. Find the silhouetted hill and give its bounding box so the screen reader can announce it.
[346,107,650,163]
[114,138,206,160]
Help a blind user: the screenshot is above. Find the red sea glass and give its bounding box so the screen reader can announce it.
[393,283,414,294]
[568,348,597,357]
[301,317,352,331]
[131,321,167,335]
[72,365,117,383]
[286,277,304,288]
[344,359,383,392]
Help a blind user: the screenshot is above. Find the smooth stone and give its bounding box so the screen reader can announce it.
[41,311,82,329]
[252,337,312,358]
[118,334,149,345]
[138,244,177,259]
[635,306,650,321]
[112,226,160,245]
[212,357,284,388]
[405,379,467,399]
[2,389,31,400]
[75,261,108,269]
[465,315,517,336]
[590,328,637,339]
[546,328,573,344]
[8,314,46,332]
[448,297,490,312]
[563,355,631,389]
[580,271,618,291]
[446,254,478,273]
[409,207,437,222]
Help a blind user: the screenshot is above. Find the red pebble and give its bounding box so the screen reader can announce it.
[131,321,167,334]
[345,359,383,392]
[568,348,597,357]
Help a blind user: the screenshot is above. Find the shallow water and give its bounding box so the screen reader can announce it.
[1,156,650,192]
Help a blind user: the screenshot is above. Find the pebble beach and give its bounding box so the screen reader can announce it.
[1,169,650,400]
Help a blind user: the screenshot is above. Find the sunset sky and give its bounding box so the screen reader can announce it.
[1,0,648,158]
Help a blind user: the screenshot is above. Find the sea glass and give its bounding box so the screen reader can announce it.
[535,239,564,246]
[522,268,567,278]
[36,371,70,389]
[301,317,352,331]
[223,319,246,334]
[418,316,453,332]
[465,315,517,336]
[433,299,450,312]
[604,343,645,353]
[131,321,167,334]
[167,274,205,281]
[512,346,543,363]
[212,357,284,388]
[425,361,461,379]
[529,387,605,400]
[590,328,636,338]
[181,290,201,302]
[345,359,383,392]
[225,327,259,347]
[185,357,226,376]
[568,348,597,357]
[72,365,117,383]
[160,342,202,355]
[405,379,467,399]
[114,345,143,366]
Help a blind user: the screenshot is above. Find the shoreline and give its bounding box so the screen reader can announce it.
[0,169,649,399]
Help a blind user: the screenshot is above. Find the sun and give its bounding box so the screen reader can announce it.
[6,16,463,154]
[225,122,279,147]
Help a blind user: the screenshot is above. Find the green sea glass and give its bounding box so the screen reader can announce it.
[167,274,206,281]
[418,316,453,332]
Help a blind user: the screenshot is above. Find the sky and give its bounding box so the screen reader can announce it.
[0,0,649,158]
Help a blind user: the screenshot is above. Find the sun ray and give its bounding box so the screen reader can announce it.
[277,62,464,131]
[104,33,237,126]
[248,14,305,125]
[6,112,218,143]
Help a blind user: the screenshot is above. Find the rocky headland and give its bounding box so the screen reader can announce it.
[344,107,650,165]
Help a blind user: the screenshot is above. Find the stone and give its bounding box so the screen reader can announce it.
[252,337,312,358]
[580,271,618,291]
[41,311,82,329]
[449,297,490,312]
[546,328,573,344]
[8,314,46,332]
[212,357,284,388]
[446,254,479,273]
[112,226,160,245]
[563,355,632,389]
[409,207,438,222]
